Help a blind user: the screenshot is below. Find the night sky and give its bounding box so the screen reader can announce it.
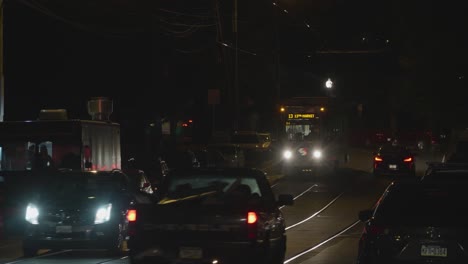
[3,0,467,138]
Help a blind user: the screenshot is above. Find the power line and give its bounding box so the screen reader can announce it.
[17,0,145,37]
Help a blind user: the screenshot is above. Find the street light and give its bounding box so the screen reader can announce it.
[325,78,333,89]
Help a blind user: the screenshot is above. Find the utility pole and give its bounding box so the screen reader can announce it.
[0,0,4,122]
[274,5,281,105]
[233,0,239,130]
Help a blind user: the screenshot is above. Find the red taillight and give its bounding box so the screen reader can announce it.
[247,212,257,224]
[247,212,258,239]
[374,156,383,162]
[403,157,413,162]
[127,209,137,222]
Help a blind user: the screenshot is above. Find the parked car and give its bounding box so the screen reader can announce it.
[230,131,271,150]
[21,170,152,257]
[357,180,468,263]
[127,167,294,264]
[373,144,416,177]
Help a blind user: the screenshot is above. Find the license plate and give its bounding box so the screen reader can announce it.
[56,225,72,233]
[421,245,447,257]
[179,247,203,259]
[389,164,397,169]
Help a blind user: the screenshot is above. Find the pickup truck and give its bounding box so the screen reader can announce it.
[127,167,294,264]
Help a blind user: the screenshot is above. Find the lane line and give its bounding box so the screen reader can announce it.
[286,192,344,231]
[284,220,361,264]
[280,184,318,210]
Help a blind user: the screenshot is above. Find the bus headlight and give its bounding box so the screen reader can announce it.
[283,150,293,160]
[312,150,322,159]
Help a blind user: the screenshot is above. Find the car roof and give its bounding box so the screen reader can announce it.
[378,145,411,153]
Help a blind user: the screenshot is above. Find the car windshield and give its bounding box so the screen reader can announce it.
[37,174,127,198]
[163,174,262,200]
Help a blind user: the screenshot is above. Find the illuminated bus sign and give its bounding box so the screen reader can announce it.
[287,113,315,119]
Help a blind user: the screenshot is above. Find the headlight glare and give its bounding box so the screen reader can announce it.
[283,150,292,159]
[313,150,322,159]
[94,203,112,224]
[25,204,39,225]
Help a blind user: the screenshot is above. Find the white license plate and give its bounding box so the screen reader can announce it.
[421,245,447,257]
[389,164,397,169]
[56,225,72,233]
[179,247,203,259]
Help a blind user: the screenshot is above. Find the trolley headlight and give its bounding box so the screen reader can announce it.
[283,150,293,160]
[312,150,322,159]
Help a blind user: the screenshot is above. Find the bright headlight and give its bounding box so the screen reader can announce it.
[313,150,322,159]
[283,150,293,159]
[95,203,112,224]
[25,203,39,225]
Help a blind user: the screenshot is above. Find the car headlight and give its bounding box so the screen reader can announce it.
[25,203,39,225]
[312,150,322,159]
[95,203,112,224]
[283,150,293,160]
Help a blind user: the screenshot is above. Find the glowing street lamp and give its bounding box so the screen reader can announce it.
[325,78,333,89]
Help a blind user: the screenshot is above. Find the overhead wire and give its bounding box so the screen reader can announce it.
[17,0,145,37]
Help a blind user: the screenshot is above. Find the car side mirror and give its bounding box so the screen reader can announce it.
[277,194,294,206]
[358,209,374,222]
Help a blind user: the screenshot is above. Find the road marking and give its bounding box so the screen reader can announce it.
[284,220,361,263]
[286,192,344,231]
[279,184,318,210]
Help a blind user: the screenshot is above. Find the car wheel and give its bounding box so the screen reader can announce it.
[258,236,286,264]
[22,247,38,257]
[107,223,126,256]
[270,236,286,264]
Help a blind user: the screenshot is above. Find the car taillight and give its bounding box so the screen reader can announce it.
[127,209,137,222]
[374,156,383,162]
[403,157,413,162]
[247,212,257,224]
[247,211,258,239]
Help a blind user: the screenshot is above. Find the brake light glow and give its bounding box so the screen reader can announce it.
[127,209,137,222]
[374,156,383,162]
[247,212,258,239]
[247,212,257,224]
[403,157,413,162]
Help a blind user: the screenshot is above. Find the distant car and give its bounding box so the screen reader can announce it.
[21,170,150,257]
[373,144,416,177]
[127,167,294,264]
[357,180,468,264]
[230,131,271,150]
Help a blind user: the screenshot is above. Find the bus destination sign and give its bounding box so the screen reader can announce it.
[287,113,315,119]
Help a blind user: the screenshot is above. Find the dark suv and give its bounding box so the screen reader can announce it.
[357,180,468,264]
